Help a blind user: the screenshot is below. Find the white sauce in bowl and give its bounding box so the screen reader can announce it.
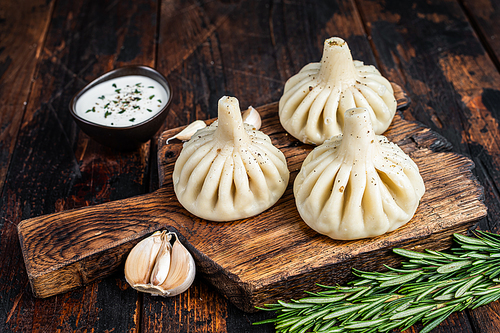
[75,75,169,127]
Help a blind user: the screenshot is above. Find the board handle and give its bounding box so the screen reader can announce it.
[17,188,181,298]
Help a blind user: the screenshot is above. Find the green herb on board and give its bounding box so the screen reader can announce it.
[254,231,500,333]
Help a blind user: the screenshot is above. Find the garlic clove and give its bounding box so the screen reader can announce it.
[158,237,196,296]
[124,231,196,297]
[150,233,172,286]
[242,106,261,130]
[124,231,163,286]
[166,120,207,144]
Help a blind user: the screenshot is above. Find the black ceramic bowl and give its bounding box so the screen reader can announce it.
[69,66,172,150]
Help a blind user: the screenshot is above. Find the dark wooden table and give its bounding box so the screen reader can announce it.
[2,0,500,332]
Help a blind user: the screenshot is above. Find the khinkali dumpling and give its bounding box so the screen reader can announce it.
[294,107,425,240]
[173,96,289,221]
[279,37,397,145]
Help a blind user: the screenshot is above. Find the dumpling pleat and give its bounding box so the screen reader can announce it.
[249,147,284,195]
[284,68,318,93]
[286,84,323,133]
[361,167,391,236]
[215,154,236,213]
[281,78,316,110]
[352,88,381,131]
[316,164,351,235]
[196,148,230,210]
[355,84,392,125]
[175,139,215,188]
[322,86,342,139]
[376,171,411,229]
[337,89,356,130]
[239,148,270,203]
[306,87,332,142]
[232,151,254,211]
[182,147,219,202]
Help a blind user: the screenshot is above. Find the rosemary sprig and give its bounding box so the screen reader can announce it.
[254,231,500,333]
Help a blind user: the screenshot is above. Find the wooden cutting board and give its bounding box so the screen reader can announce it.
[17,85,487,312]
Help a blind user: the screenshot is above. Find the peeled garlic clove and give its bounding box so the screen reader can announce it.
[124,231,196,297]
[242,106,261,130]
[166,120,207,143]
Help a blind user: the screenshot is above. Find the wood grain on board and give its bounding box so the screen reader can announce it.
[18,89,486,312]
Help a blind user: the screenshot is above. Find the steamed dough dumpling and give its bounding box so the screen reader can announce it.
[294,107,425,240]
[173,96,290,221]
[279,37,397,145]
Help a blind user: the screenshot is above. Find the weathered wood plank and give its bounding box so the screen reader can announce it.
[461,0,500,68]
[0,0,158,331]
[0,0,55,196]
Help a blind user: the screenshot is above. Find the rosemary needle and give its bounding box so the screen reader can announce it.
[254,231,500,333]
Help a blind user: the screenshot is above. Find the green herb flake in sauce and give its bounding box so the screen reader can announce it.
[118,109,126,114]
[112,83,117,88]
[157,99,162,103]
[149,95,155,100]
[115,89,121,93]
[104,111,112,118]
[98,95,105,100]
[134,89,140,94]
[104,103,110,109]
[129,118,136,122]
[147,109,152,112]
[133,106,140,109]
[148,86,154,88]
[86,109,92,113]
[135,83,141,86]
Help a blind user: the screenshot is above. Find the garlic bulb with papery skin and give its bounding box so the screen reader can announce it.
[279,37,397,145]
[124,231,196,297]
[294,107,425,240]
